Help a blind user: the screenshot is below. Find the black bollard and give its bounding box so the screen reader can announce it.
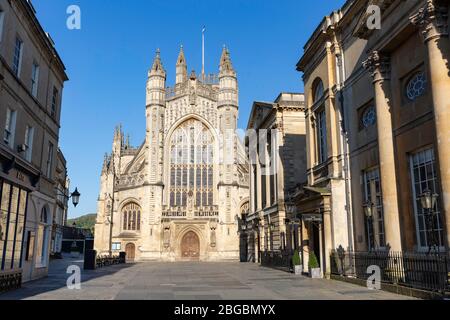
[84,249,97,270]
[119,252,126,264]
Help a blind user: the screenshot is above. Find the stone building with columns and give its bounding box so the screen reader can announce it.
[94,46,249,261]
[295,0,450,276]
[242,93,306,263]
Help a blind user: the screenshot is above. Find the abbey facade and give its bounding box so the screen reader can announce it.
[94,47,249,261]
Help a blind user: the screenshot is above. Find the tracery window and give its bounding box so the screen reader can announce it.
[169,119,214,207]
[406,72,427,101]
[122,202,141,231]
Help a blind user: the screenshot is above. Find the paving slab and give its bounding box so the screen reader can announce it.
[0,257,417,300]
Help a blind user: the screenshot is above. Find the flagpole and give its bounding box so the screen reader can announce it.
[202,26,205,81]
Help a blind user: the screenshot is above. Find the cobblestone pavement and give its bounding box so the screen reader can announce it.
[0,256,415,300]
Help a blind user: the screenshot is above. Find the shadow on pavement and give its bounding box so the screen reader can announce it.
[0,254,133,300]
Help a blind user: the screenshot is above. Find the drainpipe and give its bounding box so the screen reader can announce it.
[336,51,354,253]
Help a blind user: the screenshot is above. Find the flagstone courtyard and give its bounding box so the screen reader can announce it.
[0,256,415,300]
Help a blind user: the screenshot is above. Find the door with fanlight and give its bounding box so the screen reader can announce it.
[125,243,135,262]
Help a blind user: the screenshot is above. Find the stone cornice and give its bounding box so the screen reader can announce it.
[297,11,342,74]
[410,0,449,42]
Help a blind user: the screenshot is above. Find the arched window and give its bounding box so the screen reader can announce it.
[40,207,48,224]
[36,206,50,267]
[313,79,324,103]
[169,119,214,207]
[122,202,141,231]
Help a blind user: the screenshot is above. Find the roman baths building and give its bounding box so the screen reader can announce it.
[295,0,450,276]
[94,47,249,261]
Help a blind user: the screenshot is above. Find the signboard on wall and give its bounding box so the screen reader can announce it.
[302,214,323,222]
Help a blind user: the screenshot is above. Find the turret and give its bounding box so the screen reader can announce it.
[218,46,238,109]
[145,49,166,184]
[176,45,188,85]
[217,46,239,176]
[217,46,240,226]
[146,49,166,107]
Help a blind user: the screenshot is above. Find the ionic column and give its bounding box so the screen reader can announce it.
[411,0,450,248]
[363,52,402,251]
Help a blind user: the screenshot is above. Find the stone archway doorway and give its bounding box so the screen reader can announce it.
[181,231,200,260]
[125,243,135,262]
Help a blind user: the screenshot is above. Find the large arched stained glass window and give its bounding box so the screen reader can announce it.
[122,202,141,231]
[169,119,214,207]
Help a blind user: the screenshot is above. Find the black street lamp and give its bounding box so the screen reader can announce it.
[71,188,81,207]
[419,189,439,253]
[56,187,81,207]
[363,200,374,251]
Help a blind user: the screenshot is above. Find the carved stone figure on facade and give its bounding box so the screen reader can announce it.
[163,223,171,248]
[187,191,194,217]
[210,220,217,248]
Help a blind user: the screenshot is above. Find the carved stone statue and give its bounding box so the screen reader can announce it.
[210,220,217,248]
[210,227,216,248]
[163,223,171,248]
[187,191,194,218]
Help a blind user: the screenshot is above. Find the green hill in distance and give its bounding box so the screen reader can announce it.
[67,213,96,234]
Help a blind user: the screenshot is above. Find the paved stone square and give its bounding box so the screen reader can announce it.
[0,256,415,300]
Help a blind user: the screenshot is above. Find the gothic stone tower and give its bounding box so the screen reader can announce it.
[94,46,249,261]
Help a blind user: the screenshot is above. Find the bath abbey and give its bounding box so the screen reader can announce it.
[93,46,249,261]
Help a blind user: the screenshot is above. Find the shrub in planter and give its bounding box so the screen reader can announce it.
[292,250,303,275]
[308,252,321,278]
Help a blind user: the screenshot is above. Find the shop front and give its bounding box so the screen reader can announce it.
[0,152,38,293]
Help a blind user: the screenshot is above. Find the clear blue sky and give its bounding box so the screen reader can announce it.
[33,0,345,218]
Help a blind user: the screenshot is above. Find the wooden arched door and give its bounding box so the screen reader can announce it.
[125,243,135,262]
[181,231,200,259]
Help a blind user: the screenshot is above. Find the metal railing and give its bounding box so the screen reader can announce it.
[95,255,125,269]
[330,250,450,293]
[0,270,22,294]
[261,250,293,272]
